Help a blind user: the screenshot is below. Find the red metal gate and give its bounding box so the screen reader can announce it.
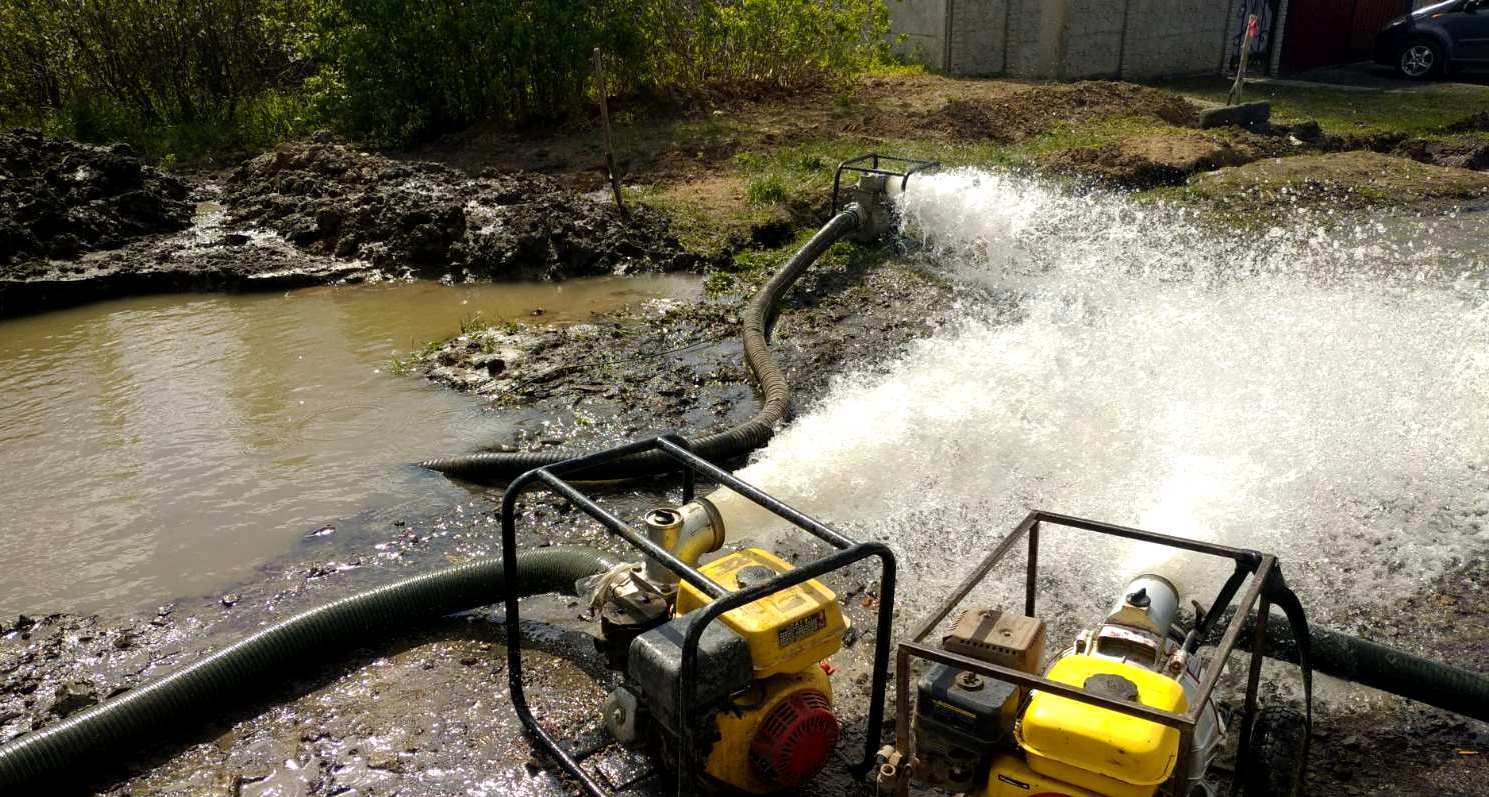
[1281,0,1414,72]
[1349,0,1413,54]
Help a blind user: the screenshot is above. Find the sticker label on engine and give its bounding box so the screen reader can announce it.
[776,610,827,648]
[997,773,1030,789]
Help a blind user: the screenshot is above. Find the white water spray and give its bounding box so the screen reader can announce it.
[738,169,1489,621]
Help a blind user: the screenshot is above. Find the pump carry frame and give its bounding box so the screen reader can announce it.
[500,433,899,797]
[884,510,1314,797]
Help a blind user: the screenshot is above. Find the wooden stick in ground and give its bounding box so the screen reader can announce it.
[1228,14,1258,106]
[593,48,627,219]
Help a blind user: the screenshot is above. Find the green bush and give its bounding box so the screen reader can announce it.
[640,0,891,92]
[1,0,893,154]
[0,0,315,158]
[309,0,641,146]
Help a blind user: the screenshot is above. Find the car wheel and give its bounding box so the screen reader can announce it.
[1397,39,1443,80]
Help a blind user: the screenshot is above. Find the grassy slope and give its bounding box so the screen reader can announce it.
[1160,76,1489,140]
[626,72,1489,272]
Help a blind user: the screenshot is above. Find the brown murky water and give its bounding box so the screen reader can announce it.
[0,276,700,616]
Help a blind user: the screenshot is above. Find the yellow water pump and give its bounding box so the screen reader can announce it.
[601,546,850,793]
[876,511,1314,797]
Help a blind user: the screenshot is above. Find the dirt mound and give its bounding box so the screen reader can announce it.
[1442,110,1489,133]
[1187,151,1489,214]
[924,81,1199,143]
[0,129,191,269]
[1393,137,1489,171]
[224,139,697,280]
[1045,132,1257,190]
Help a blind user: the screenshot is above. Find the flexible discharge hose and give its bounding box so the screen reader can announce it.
[0,547,615,791]
[418,207,865,482]
[1207,609,1489,723]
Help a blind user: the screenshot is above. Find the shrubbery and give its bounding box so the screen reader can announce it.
[0,0,314,155]
[0,0,891,157]
[309,0,642,146]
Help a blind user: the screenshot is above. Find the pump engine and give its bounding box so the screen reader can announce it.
[600,545,850,793]
[496,434,898,797]
[907,575,1225,797]
[879,510,1313,797]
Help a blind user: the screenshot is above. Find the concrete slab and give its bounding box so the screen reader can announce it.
[1198,100,1272,131]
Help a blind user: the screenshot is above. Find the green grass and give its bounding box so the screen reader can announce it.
[648,74,1489,289]
[637,113,1193,289]
[1157,76,1489,139]
[723,114,1184,203]
[13,88,320,165]
[387,337,445,376]
[626,183,780,257]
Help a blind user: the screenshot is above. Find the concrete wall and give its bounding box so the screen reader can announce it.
[1061,0,1128,77]
[888,0,948,69]
[889,0,1236,79]
[1002,0,1068,77]
[1118,0,1237,78]
[947,0,1010,75]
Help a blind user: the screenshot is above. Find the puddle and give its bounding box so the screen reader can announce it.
[0,275,701,615]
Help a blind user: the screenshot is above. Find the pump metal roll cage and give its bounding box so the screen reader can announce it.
[888,510,1281,797]
[831,153,939,215]
[500,433,898,797]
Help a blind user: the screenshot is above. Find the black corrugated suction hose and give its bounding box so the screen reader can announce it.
[418,207,865,482]
[1207,608,1489,723]
[0,547,615,791]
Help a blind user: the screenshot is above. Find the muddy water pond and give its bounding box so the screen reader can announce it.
[0,276,700,616]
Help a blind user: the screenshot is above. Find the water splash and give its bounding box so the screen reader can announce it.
[739,169,1489,621]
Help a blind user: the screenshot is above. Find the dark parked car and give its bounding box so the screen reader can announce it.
[1375,0,1489,79]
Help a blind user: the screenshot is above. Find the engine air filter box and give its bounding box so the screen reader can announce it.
[1018,654,1187,797]
[943,608,1045,673]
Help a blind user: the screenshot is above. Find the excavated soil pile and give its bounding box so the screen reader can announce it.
[0,129,191,272]
[925,81,1199,143]
[1187,151,1489,215]
[1394,137,1489,172]
[1044,132,1259,190]
[224,140,697,280]
[1443,110,1489,133]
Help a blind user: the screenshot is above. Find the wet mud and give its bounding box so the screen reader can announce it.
[413,251,954,462]
[1,134,699,319]
[224,137,700,282]
[0,129,191,268]
[922,81,1200,144]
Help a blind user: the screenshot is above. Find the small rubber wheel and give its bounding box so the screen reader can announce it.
[1236,706,1309,797]
[1397,39,1444,80]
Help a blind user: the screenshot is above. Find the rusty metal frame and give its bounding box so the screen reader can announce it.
[500,433,897,797]
[888,509,1274,797]
[830,153,940,214]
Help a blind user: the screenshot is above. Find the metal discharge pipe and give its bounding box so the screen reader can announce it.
[418,207,866,482]
[0,548,616,791]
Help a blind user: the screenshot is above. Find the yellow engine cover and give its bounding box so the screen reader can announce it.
[983,754,1101,797]
[1016,655,1187,797]
[675,547,845,678]
[705,666,834,794]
